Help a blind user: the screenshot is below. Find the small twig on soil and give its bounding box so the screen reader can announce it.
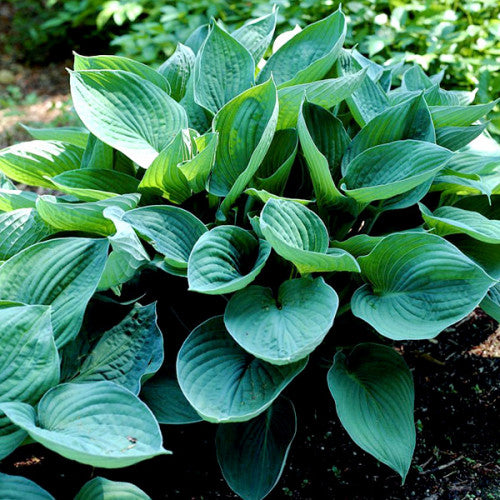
[419,455,464,475]
[419,456,434,470]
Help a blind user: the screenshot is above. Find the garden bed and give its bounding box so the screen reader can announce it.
[3,309,498,499]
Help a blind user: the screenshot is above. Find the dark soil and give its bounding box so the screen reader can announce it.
[2,308,498,499]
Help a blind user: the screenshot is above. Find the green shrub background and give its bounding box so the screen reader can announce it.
[2,0,499,133]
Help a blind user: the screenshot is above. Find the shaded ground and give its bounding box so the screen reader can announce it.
[2,310,498,499]
[0,59,78,149]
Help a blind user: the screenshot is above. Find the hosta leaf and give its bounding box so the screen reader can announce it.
[480,283,500,322]
[75,477,151,500]
[0,382,169,468]
[232,9,277,63]
[216,398,296,500]
[430,101,498,128]
[342,140,452,203]
[185,24,209,54]
[177,316,307,422]
[80,133,114,170]
[0,237,109,347]
[138,129,191,203]
[436,124,487,151]
[97,207,150,290]
[36,193,140,236]
[50,168,140,202]
[0,208,54,260]
[140,375,202,425]
[378,178,434,212]
[158,43,195,102]
[70,70,187,168]
[351,233,494,339]
[277,70,366,129]
[224,277,338,364]
[336,50,389,126]
[209,79,278,218]
[0,417,26,460]
[0,189,37,211]
[255,129,298,194]
[257,9,346,87]
[123,205,207,271]
[401,64,433,90]
[21,125,89,149]
[194,22,254,114]
[73,53,169,92]
[188,226,271,295]
[0,304,59,404]
[330,234,384,257]
[245,189,311,206]
[341,94,435,171]
[328,343,415,480]
[453,235,500,279]
[71,303,163,394]
[180,74,210,132]
[420,204,500,244]
[297,101,350,208]
[0,140,82,188]
[178,132,218,192]
[0,473,54,499]
[260,199,360,274]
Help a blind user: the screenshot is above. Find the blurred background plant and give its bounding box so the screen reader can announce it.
[1,0,499,140]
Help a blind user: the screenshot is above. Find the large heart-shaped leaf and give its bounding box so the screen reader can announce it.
[71,303,163,394]
[0,208,54,260]
[420,204,500,244]
[0,304,59,404]
[342,140,452,203]
[232,9,277,63]
[193,22,254,114]
[50,169,140,202]
[0,473,54,499]
[260,199,360,273]
[178,131,218,193]
[297,101,351,209]
[328,343,415,480]
[70,70,187,168]
[0,140,82,188]
[74,53,169,91]
[276,70,366,129]
[216,398,296,500]
[97,207,150,291]
[225,277,338,364]
[335,50,389,126]
[22,125,89,148]
[123,205,207,271]
[138,129,192,203]
[341,94,435,171]
[0,382,169,468]
[188,226,271,295]
[0,237,109,347]
[0,188,37,212]
[257,9,345,87]
[140,375,202,425]
[75,477,151,500]
[351,233,494,339]
[209,78,278,219]
[430,101,498,128]
[36,193,140,236]
[158,43,195,101]
[255,129,298,194]
[177,316,307,423]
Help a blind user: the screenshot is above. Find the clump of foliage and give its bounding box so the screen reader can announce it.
[0,7,499,498]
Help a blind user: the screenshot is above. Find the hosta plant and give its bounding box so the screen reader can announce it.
[1,7,499,499]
